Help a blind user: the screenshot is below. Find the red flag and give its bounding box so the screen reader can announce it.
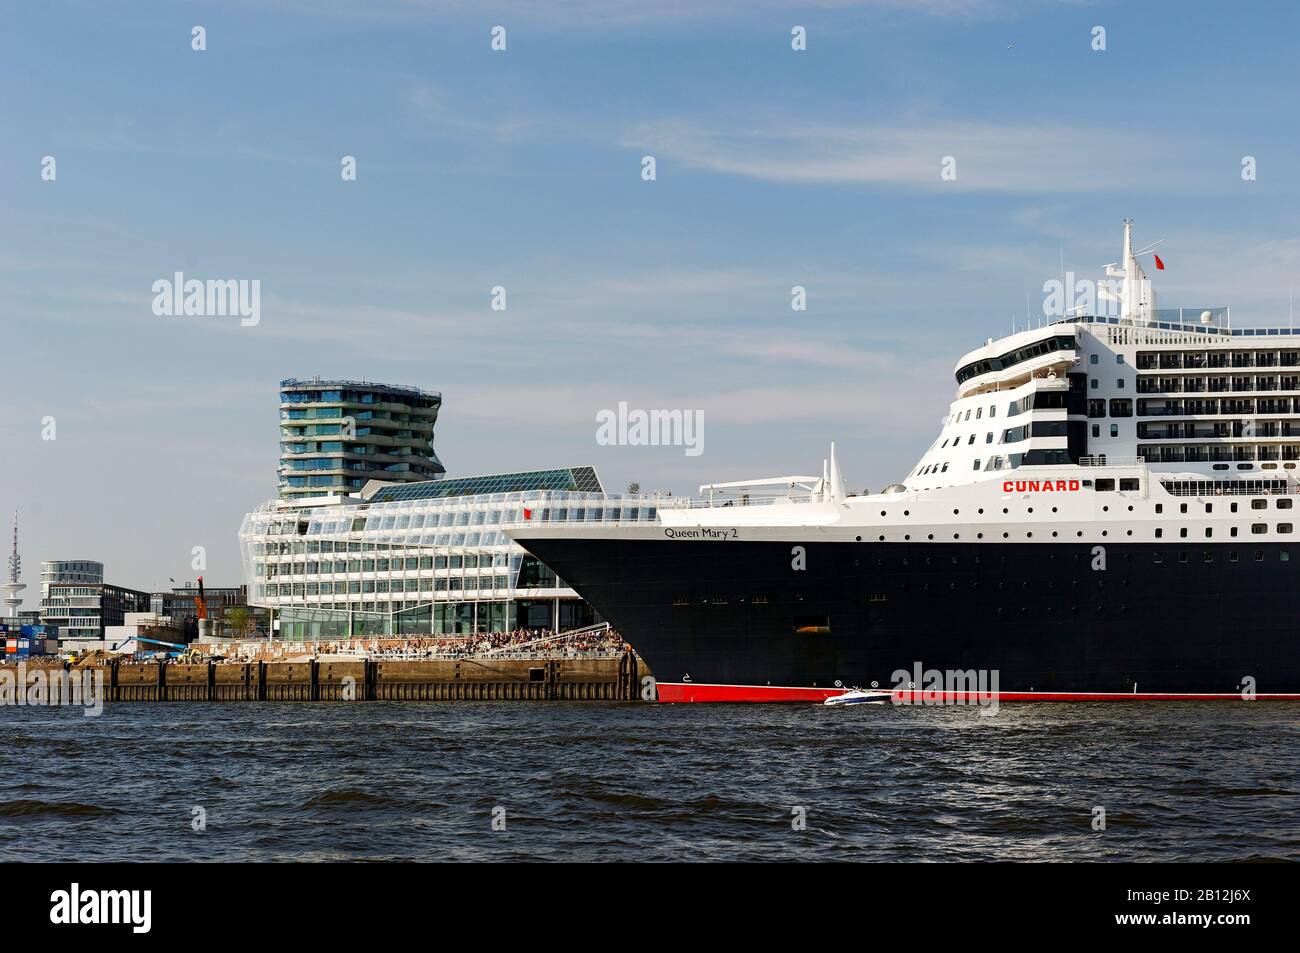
[523,507,533,520]
[1153,254,1165,270]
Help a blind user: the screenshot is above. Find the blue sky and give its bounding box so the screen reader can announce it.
[4,0,1300,589]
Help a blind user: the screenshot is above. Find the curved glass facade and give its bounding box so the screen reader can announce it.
[241,469,657,640]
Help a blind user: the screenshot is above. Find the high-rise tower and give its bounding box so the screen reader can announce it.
[1,512,25,619]
[278,378,446,500]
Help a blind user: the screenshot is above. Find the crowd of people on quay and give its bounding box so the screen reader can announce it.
[215,627,630,662]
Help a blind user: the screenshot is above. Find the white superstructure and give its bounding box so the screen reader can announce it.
[513,221,1300,548]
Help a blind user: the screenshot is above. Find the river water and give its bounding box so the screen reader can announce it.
[1,701,1296,861]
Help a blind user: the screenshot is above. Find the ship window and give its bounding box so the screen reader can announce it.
[1090,354,1099,364]
[1252,523,1268,534]
[1117,355,1125,364]
[968,435,976,445]
[976,407,983,419]
[1155,503,1163,514]
[1279,499,1293,509]
[1230,551,1238,562]
[1153,551,1163,561]
[1252,499,1267,510]
[1231,527,1239,537]
[1205,503,1213,513]
[1095,479,1115,491]
[1116,378,1125,388]
[941,463,949,472]
[1110,424,1119,437]
[1180,503,1188,513]
[1110,399,1133,417]
[1092,425,1100,438]
[1088,399,1106,418]
[1280,524,1294,534]
[1204,549,1213,560]
[1179,528,1188,538]
[1090,379,1098,389]
[1256,551,1265,561]
[1231,502,1239,513]
[1120,479,1139,491]
[973,459,981,470]
[1179,552,1189,563]
[1206,528,1213,538]
[1154,528,1163,538]
[989,406,996,417]
[964,410,972,421]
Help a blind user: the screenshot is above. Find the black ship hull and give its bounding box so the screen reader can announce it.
[518,537,1300,702]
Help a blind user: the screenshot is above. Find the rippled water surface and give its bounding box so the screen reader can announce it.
[2,702,1297,861]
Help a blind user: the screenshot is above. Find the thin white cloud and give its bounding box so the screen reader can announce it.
[625,117,1208,193]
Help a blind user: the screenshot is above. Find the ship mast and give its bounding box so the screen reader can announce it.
[1103,218,1159,324]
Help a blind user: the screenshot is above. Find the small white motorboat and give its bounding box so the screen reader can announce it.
[823,688,893,706]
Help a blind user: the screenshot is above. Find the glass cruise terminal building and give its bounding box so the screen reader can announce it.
[239,467,653,640]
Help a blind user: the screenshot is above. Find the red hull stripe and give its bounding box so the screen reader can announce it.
[653,683,1300,704]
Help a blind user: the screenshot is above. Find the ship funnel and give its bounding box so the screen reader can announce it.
[828,442,847,505]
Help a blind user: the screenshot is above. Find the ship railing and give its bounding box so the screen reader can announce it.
[1159,480,1295,497]
[1076,455,1147,468]
[658,494,816,509]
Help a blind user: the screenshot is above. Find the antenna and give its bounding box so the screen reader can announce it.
[6,512,18,585]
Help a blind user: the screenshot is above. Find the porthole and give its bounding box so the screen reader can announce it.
[878,535,885,541]
[1076,531,1083,537]
[1002,532,1009,538]
[880,511,886,517]
[904,535,911,540]
[1028,507,1034,513]
[1052,531,1058,537]
[927,534,934,540]
[1102,530,1108,536]
[977,533,983,539]
[855,536,862,542]
[904,510,910,516]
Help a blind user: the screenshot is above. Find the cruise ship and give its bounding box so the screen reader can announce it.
[508,222,1300,702]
